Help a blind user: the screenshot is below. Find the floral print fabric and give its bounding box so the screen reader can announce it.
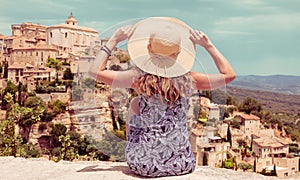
[125,94,196,177]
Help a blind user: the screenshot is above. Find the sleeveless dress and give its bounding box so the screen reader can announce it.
[125,92,196,177]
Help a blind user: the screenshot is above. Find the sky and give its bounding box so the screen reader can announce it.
[0,0,299,76]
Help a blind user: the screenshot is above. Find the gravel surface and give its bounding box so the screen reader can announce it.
[0,156,298,180]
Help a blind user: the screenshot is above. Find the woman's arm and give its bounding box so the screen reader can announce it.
[189,30,236,90]
[88,25,136,88]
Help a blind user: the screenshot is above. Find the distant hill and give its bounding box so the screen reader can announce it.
[227,86,300,115]
[230,75,300,95]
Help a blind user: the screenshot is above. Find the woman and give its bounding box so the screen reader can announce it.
[89,17,235,177]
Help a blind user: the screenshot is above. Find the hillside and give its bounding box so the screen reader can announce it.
[227,86,300,116]
[231,75,300,95]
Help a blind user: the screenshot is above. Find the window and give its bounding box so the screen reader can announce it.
[65,32,68,38]
[36,52,38,56]
[50,32,53,38]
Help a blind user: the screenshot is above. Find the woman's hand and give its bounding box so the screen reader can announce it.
[111,25,135,43]
[189,29,212,49]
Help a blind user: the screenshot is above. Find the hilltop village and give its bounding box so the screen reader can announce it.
[0,14,299,178]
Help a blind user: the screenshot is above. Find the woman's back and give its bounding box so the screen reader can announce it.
[125,75,196,177]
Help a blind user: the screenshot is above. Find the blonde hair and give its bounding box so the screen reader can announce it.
[132,68,193,105]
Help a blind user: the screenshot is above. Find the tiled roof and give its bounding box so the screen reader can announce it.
[191,129,205,136]
[235,113,260,120]
[253,137,287,148]
[8,63,25,69]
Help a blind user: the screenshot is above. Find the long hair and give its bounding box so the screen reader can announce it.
[132,67,193,105]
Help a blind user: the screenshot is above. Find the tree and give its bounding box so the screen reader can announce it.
[63,68,74,80]
[238,162,253,171]
[58,134,78,161]
[51,99,66,115]
[1,81,18,108]
[0,93,23,156]
[81,78,95,89]
[3,61,8,78]
[50,124,67,148]
[202,153,208,166]
[46,58,61,69]
[271,164,277,176]
[46,58,62,83]
[226,95,237,105]
[239,97,262,114]
[19,96,45,142]
[253,159,256,172]
[72,86,83,101]
[227,125,232,148]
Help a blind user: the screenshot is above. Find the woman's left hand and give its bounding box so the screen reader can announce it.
[111,25,135,43]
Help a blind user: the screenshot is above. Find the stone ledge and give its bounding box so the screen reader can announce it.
[0,157,296,180]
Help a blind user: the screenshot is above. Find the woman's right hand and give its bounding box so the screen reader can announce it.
[189,29,212,49]
[111,25,135,43]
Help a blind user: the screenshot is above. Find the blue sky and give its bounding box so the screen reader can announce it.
[0,0,299,76]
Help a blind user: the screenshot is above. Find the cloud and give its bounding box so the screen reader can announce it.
[213,13,300,36]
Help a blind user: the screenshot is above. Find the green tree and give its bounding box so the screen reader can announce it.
[46,58,62,82]
[238,162,253,171]
[226,95,237,105]
[72,86,83,101]
[81,78,95,89]
[223,158,234,169]
[3,61,8,79]
[51,99,66,115]
[58,134,78,161]
[239,97,262,114]
[50,124,67,148]
[1,81,18,108]
[46,58,61,69]
[226,125,232,148]
[63,68,74,80]
[0,93,22,156]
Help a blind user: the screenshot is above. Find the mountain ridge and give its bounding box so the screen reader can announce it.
[230,75,300,95]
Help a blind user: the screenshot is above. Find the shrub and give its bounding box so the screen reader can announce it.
[16,143,40,158]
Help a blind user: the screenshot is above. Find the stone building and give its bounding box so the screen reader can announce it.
[12,46,58,67]
[196,137,231,167]
[252,137,289,159]
[2,22,49,66]
[252,136,299,178]
[8,63,56,86]
[234,113,260,139]
[46,13,98,58]
[0,34,4,64]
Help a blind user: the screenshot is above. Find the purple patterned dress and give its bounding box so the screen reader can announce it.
[125,94,196,177]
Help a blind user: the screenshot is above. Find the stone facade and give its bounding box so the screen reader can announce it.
[3,22,49,66]
[8,64,56,85]
[234,113,260,139]
[196,137,231,167]
[46,13,98,57]
[252,137,289,159]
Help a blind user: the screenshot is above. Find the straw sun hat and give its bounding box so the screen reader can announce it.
[128,17,196,78]
[128,17,195,77]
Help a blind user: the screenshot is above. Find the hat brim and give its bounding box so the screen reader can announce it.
[128,17,196,78]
